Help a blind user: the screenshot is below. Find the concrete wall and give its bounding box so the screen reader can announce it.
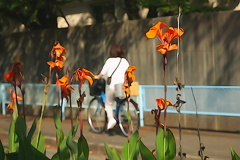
[1,11,240,86]
[144,112,240,133]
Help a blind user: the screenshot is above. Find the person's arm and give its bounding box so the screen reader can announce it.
[94,73,103,79]
[94,58,111,79]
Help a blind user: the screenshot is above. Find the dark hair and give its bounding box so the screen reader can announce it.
[109,44,125,58]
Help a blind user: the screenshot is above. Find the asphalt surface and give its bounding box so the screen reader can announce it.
[0,114,240,160]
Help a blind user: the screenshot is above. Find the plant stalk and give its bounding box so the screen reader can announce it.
[69,92,74,133]
[163,55,167,138]
[36,68,51,147]
[191,87,204,160]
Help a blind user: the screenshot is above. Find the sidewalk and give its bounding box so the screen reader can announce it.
[0,114,239,160]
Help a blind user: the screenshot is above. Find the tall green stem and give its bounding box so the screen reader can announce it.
[35,68,51,147]
[163,55,168,160]
[178,111,183,160]
[22,93,26,120]
[69,92,74,133]
[78,87,83,138]
[163,55,167,138]
[191,87,204,160]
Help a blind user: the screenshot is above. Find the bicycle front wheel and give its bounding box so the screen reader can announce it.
[118,98,140,136]
[88,97,107,133]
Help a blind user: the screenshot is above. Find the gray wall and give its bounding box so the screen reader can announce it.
[1,11,240,86]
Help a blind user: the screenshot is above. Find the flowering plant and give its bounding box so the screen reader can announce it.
[145,21,184,160]
[0,41,94,160]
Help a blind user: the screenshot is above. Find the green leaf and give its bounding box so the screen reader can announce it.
[122,141,128,160]
[27,119,37,141]
[52,111,70,160]
[66,132,78,159]
[31,144,50,160]
[15,116,27,139]
[122,131,140,160]
[104,142,121,160]
[156,128,176,160]
[15,116,34,160]
[51,153,59,160]
[6,152,18,160]
[156,128,164,160]
[73,119,79,137]
[139,140,156,160]
[0,140,5,160]
[32,132,46,154]
[165,129,176,160]
[54,112,64,146]
[17,136,34,160]
[125,110,132,123]
[77,135,89,160]
[129,131,140,160]
[8,115,18,152]
[230,147,240,160]
[59,133,70,160]
[77,152,87,160]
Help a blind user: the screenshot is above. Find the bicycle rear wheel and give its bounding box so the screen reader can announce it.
[118,98,140,136]
[88,97,107,133]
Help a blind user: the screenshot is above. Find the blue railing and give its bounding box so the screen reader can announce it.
[1,83,240,127]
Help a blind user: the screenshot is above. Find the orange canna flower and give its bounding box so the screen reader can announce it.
[163,27,184,44]
[156,43,178,55]
[7,103,15,111]
[47,60,64,71]
[127,66,136,79]
[50,41,66,59]
[4,56,24,83]
[4,71,14,82]
[56,75,69,85]
[56,76,74,102]
[74,68,94,87]
[146,22,184,55]
[125,65,136,84]
[146,22,169,42]
[6,89,23,111]
[156,98,173,110]
[122,66,137,96]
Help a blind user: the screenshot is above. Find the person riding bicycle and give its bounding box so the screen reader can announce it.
[94,44,129,130]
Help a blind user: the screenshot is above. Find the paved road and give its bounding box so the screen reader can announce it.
[0,114,240,160]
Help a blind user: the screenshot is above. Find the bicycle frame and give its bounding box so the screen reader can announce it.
[88,91,140,136]
[96,91,139,123]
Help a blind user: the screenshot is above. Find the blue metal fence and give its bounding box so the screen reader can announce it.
[1,83,240,127]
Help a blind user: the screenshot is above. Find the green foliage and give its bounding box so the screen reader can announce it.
[105,142,121,160]
[156,128,176,160]
[77,136,89,160]
[105,130,140,160]
[0,141,5,160]
[137,0,239,17]
[27,119,37,141]
[139,140,156,160]
[122,131,140,160]
[66,119,89,160]
[0,0,72,30]
[125,110,132,125]
[52,111,70,160]
[105,129,177,160]
[8,108,19,153]
[32,132,46,154]
[3,115,50,160]
[230,147,240,160]
[53,111,65,146]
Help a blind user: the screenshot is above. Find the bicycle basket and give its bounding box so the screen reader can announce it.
[89,78,106,96]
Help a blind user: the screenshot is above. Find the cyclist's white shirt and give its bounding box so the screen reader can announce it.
[100,57,129,88]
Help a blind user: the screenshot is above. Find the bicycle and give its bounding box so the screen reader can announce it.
[87,91,140,137]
